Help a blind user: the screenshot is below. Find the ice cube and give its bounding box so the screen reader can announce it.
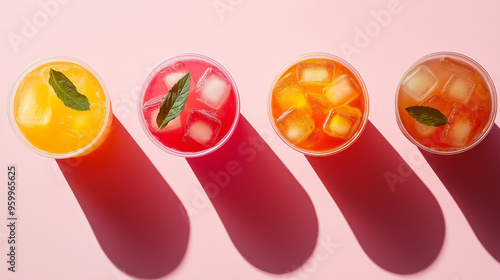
[143,95,164,108]
[148,108,182,133]
[301,128,323,148]
[306,92,330,121]
[442,75,476,104]
[195,68,231,110]
[274,73,308,111]
[57,115,86,139]
[296,61,335,86]
[143,96,182,132]
[439,57,473,75]
[275,86,307,111]
[276,108,315,144]
[323,107,360,139]
[15,76,52,126]
[414,122,436,138]
[89,102,107,117]
[57,102,106,140]
[414,96,454,138]
[420,95,454,117]
[473,83,490,102]
[440,107,476,147]
[161,62,190,90]
[402,66,437,101]
[473,105,488,132]
[324,74,360,106]
[183,109,221,147]
[57,115,80,138]
[339,104,362,118]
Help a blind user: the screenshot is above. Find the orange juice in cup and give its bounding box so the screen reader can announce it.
[8,57,112,158]
[268,53,369,156]
[395,52,497,154]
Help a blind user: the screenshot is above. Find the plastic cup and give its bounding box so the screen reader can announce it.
[8,56,113,159]
[395,52,497,155]
[268,52,370,156]
[138,53,240,158]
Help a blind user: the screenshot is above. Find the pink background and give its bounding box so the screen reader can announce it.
[1,0,500,279]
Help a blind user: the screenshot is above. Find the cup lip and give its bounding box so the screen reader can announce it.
[138,53,241,158]
[394,51,498,155]
[7,56,112,159]
[267,52,370,157]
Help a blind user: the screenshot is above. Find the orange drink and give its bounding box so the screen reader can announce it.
[268,53,369,156]
[8,57,112,158]
[395,52,497,154]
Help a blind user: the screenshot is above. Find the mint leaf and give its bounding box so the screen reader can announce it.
[156,72,191,131]
[48,68,90,111]
[405,106,448,127]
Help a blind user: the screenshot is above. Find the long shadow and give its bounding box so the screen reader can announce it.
[422,124,500,263]
[306,121,445,274]
[57,116,189,279]
[187,115,318,274]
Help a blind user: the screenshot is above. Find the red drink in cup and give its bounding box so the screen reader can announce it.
[139,54,240,157]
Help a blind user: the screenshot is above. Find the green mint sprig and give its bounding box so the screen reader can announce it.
[405,106,449,127]
[48,68,90,111]
[156,72,191,131]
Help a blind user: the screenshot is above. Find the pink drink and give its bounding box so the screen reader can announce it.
[395,52,497,154]
[139,54,240,157]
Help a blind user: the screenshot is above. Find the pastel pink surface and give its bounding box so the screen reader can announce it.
[1,1,499,280]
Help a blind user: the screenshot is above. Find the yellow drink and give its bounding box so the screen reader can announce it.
[9,57,112,158]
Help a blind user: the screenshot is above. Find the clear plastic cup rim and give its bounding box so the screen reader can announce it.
[138,53,240,158]
[7,56,112,159]
[267,52,370,157]
[395,51,498,155]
